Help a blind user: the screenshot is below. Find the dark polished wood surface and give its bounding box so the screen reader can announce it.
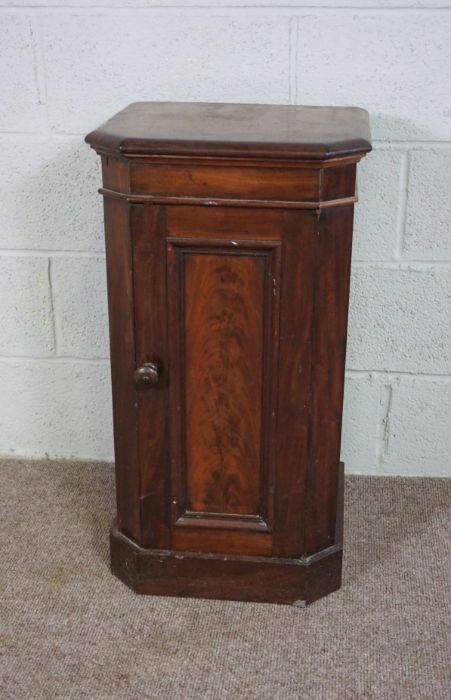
[86,101,371,160]
[178,249,264,516]
[87,101,371,605]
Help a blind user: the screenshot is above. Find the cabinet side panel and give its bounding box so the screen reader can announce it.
[101,155,130,192]
[305,204,355,554]
[321,164,356,201]
[103,197,140,542]
[131,205,171,550]
[272,210,316,557]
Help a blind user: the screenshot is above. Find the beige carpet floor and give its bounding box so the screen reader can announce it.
[1,458,450,700]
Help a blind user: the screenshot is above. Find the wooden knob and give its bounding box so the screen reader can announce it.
[133,362,160,387]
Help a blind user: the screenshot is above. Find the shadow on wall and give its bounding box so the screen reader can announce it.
[368,113,440,142]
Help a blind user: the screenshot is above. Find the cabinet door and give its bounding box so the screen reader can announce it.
[132,204,316,557]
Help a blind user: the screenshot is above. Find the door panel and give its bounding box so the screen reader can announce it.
[133,205,315,556]
[167,237,281,538]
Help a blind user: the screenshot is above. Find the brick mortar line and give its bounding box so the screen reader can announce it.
[345,369,451,381]
[2,6,451,15]
[46,258,59,355]
[288,16,295,104]
[0,356,110,364]
[33,11,52,135]
[393,150,409,261]
[0,250,106,258]
[2,251,451,268]
[378,382,393,466]
[0,357,450,383]
[353,262,451,269]
[291,15,300,104]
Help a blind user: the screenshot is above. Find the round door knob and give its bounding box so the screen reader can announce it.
[133,362,161,387]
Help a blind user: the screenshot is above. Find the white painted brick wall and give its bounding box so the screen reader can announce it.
[295,12,451,140]
[404,150,451,260]
[0,360,113,459]
[51,257,109,359]
[341,373,381,472]
[347,267,451,374]
[381,377,451,475]
[0,1,450,476]
[0,136,103,250]
[0,14,42,131]
[0,256,54,355]
[353,149,405,261]
[41,13,290,133]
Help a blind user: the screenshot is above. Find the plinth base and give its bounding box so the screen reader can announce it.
[111,529,342,606]
[109,463,344,606]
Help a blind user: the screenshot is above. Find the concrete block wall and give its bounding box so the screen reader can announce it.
[0,1,450,475]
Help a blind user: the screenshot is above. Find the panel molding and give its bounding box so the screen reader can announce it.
[167,236,281,533]
[99,186,358,210]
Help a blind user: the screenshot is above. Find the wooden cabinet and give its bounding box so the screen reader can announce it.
[86,102,371,605]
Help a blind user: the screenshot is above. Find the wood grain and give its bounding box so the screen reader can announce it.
[165,205,284,241]
[131,163,319,202]
[272,210,317,557]
[86,101,371,160]
[184,251,264,515]
[167,234,281,540]
[88,101,371,604]
[103,197,140,542]
[305,204,355,555]
[131,204,171,550]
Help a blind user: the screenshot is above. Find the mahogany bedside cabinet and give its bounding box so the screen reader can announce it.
[86,102,371,606]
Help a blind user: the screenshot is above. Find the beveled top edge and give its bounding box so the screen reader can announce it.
[85,101,372,161]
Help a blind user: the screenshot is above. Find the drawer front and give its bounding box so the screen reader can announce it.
[101,156,357,207]
[131,162,319,203]
[132,204,316,557]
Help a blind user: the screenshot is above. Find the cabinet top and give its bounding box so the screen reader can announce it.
[85,101,371,161]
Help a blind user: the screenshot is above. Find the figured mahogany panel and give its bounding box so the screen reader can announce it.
[167,235,281,535]
[184,252,263,515]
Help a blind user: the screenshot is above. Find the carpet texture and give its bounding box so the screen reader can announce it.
[1,459,450,700]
